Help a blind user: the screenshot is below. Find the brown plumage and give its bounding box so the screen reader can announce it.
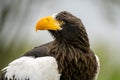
[0,11,99,80]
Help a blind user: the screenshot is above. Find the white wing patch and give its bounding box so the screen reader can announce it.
[2,56,61,80]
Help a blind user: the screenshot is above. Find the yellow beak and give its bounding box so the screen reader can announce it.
[36,16,62,31]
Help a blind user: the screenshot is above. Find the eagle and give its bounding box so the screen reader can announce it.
[0,11,100,80]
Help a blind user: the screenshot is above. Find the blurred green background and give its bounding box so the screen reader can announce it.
[0,0,120,80]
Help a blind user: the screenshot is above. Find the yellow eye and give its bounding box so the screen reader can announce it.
[59,21,65,25]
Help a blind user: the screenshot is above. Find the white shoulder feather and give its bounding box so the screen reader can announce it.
[94,54,100,80]
[2,56,61,80]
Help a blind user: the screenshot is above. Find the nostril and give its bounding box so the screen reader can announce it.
[47,18,49,21]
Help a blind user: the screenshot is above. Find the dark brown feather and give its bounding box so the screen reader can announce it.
[48,11,98,80]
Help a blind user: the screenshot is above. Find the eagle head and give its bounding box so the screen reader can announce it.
[36,11,89,46]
